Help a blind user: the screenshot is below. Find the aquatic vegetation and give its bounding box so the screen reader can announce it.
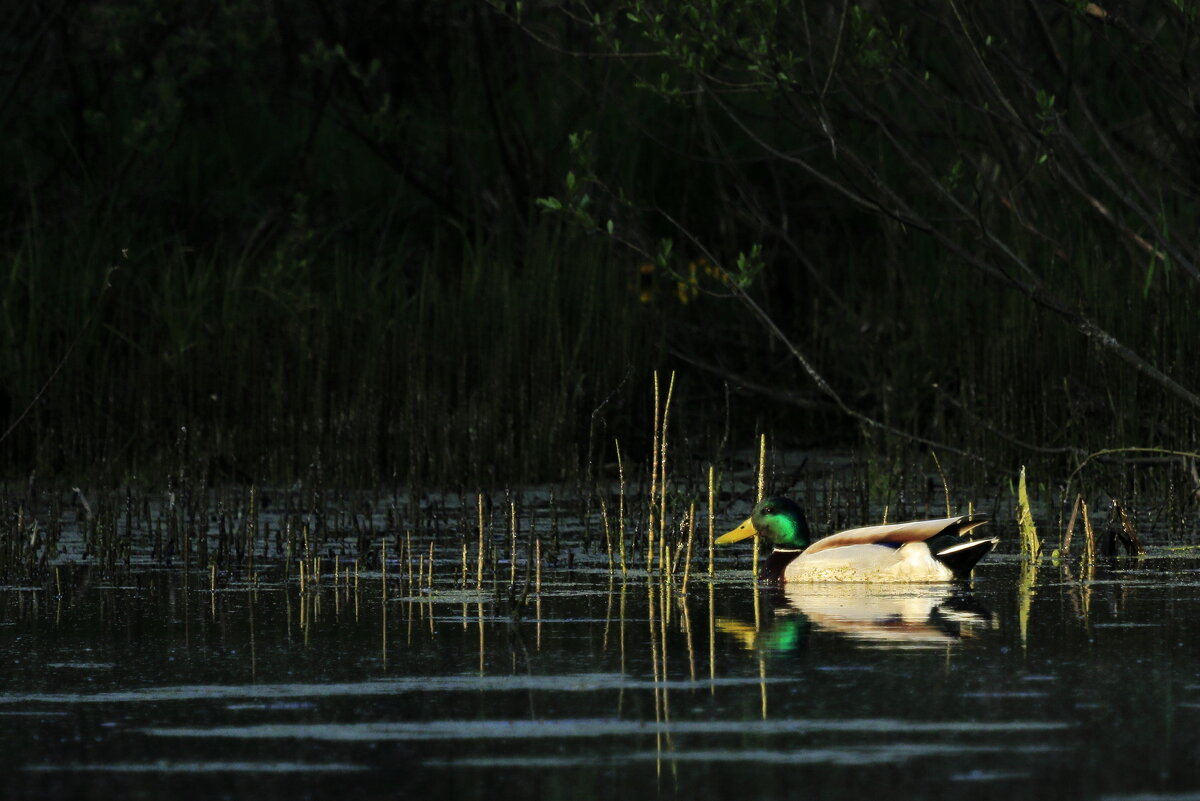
[1016,467,1041,561]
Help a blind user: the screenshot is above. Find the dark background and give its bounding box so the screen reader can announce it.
[2,1,1198,490]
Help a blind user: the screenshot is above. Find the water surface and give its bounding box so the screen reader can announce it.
[2,553,1199,800]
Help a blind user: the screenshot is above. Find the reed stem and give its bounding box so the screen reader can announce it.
[649,372,660,574]
[707,464,715,577]
[616,439,627,575]
[753,434,765,578]
[476,494,485,591]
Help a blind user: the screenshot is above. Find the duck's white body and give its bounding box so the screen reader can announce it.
[780,542,955,583]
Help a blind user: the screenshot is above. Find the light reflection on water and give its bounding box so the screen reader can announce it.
[718,583,996,652]
[23,761,368,773]
[135,717,1072,740]
[1,554,1199,800]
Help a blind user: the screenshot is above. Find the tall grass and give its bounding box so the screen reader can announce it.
[0,216,664,487]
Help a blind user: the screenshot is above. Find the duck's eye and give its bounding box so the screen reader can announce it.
[761,506,775,515]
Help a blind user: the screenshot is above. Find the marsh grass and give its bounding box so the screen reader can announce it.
[1,219,665,488]
[0,401,1181,591]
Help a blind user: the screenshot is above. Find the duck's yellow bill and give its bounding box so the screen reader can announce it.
[715,517,756,545]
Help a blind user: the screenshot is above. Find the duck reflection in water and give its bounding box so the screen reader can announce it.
[716,583,995,654]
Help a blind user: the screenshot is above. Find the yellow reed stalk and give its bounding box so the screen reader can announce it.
[708,583,715,689]
[405,531,413,593]
[707,465,715,577]
[931,450,951,517]
[510,501,517,586]
[647,581,662,763]
[616,439,627,575]
[649,372,660,574]
[754,434,766,578]
[659,371,676,576]
[380,573,388,669]
[681,503,696,595]
[758,656,768,720]
[658,580,671,726]
[381,539,388,602]
[1081,498,1096,569]
[682,594,696,682]
[476,494,485,590]
[600,495,614,573]
[1061,494,1081,558]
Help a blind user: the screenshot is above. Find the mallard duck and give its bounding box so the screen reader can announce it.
[716,497,996,582]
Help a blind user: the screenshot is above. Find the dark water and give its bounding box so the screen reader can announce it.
[2,553,1199,801]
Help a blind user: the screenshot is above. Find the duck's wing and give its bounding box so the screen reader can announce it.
[804,516,989,555]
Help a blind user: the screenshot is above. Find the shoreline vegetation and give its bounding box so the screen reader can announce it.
[0,439,1166,590]
[2,2,1199,510]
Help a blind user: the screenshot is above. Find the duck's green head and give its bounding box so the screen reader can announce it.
[715,497,812,550]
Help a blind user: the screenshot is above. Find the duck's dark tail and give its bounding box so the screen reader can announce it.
[932,536,999,579]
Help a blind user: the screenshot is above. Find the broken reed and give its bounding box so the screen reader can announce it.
[1060,494,1145,570]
